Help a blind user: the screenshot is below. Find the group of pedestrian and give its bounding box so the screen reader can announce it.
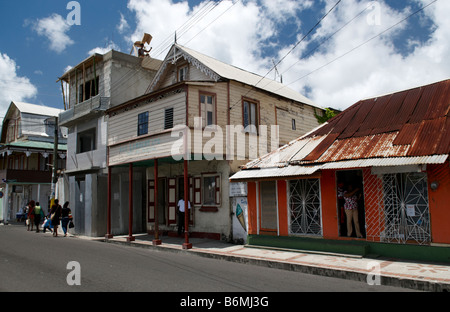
[25,199,72,237]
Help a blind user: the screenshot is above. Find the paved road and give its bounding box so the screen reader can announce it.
[0,224,416,294]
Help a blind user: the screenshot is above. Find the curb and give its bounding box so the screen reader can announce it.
[102,238,450,292]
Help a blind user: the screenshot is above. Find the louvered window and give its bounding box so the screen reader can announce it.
[164,107,174,130]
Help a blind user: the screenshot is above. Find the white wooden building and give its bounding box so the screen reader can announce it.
[105,44,324,246]
[0,101,66,223]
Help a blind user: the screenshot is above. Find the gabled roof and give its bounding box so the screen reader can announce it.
[9,101,63,118]
[1,101,64,144]
[236,79,450,175]
[147,44,320,108]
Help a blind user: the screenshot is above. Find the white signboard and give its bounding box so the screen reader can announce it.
[406,204,415,217]
[229,182,247,197]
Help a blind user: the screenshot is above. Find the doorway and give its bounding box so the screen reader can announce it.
[336,170,366,238]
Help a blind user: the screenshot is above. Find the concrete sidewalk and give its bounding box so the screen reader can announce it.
[85,232,450,292]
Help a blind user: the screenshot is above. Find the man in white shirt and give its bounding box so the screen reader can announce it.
[177,197,191,236]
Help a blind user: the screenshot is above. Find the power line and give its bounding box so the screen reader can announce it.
[229,0,342,111]
[85,1,228,100]
[184,0,240,45]
[279,4,371,78]
[279,0,439,92]
[266,0,342,83]
[90,0,235,104]
[150,0,224,59]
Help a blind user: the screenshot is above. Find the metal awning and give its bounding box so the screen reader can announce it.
[230,165,322,181]
[319,155,449,170]
[230,155,448,181]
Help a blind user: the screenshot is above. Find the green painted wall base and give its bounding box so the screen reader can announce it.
[247,235,450,264]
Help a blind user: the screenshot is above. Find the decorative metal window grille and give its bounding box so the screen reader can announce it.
[382,172,431,245]
[289,179,322,236]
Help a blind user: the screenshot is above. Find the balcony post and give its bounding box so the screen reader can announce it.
[127,163,135,242]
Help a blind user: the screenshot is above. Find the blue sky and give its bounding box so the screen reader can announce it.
[0,0,448,121]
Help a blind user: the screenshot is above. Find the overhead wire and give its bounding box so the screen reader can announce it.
[87,0,235,104]
[148,0,224,59]
[276,0,439,93]
[101,0,227,97]
[5,1,235,109]
[229,0,342,111]
[184,0,241,45]
[42,1,225,107]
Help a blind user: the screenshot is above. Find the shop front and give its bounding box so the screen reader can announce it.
[236,161,449,263]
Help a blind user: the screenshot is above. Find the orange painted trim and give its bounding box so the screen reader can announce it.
[320,170,339,239]
[247,182,258,235]
[277,180,289,236]
[428,162,450,244]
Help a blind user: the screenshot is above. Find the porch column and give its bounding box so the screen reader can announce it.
[105,166,113,239]
[127,163,135,242]
[182,159,192,249]
[152,159,161,245]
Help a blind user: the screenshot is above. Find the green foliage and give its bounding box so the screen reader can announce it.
[315,108,337,124]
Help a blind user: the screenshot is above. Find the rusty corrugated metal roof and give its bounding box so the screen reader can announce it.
[303,79,450,162]
[239,79,450,172]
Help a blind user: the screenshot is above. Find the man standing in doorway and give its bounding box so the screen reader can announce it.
[177,195,191,237]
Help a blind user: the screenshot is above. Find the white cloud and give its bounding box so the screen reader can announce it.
[0,53,38,119]
[126,0,276,73]
[117,13,130,34]
[33,14,74,53]
[125,0,449,110]
[87,42,121,56]
[274,0,450,109]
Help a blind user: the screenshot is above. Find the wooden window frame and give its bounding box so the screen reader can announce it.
[79,76,99,103]
[137,111,149,136]
[178,64,189,82]
[242,97,260,134]
[199,91,217,128]
[199,173,221,212]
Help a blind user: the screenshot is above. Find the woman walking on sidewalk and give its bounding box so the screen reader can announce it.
[60,201,71,237]
[26,201,35,231]
[50,199,62,237]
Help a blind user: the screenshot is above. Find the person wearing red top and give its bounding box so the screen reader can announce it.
[27,201,35,231]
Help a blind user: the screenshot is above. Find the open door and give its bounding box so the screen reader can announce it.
[336,170,366,238]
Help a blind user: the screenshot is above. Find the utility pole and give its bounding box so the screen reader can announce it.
[50,117,59,207]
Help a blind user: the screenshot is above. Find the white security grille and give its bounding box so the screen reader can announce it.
[382,172,431,245]
[289,179,322,236]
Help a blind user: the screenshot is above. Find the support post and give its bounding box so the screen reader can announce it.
[50,117,59,208]
[105,166,113,239]
[152,159,161,245]
[182,159,192,249]
[127,163,135,242]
